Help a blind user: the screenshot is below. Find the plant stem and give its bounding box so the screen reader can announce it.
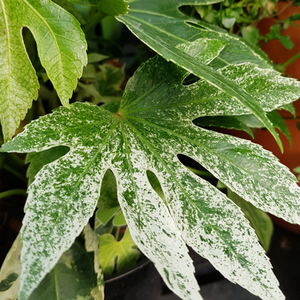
[0,189,27,199]
[115,226,121,241]
[3,165,26,182]
[281,51,300,68]
[82,11,107,34]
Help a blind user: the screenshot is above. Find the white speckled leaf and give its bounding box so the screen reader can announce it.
[117,0,285,150]
[3,56,300,300]
[0,0,87,141]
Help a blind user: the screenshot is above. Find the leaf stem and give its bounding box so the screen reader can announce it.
[0,189,27,199]
[115,226,121,241]
[82,11,107,34]
[2,165,26,182]
[281,51,300,68]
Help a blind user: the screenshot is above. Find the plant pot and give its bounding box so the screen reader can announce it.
[255,1,300,233]
[257,1,300,115]
[104,258,162,300]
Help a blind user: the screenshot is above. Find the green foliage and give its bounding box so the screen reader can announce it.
[1,1,300,300]
[116,0,285,151]
[3,54,300,300]
[0,0,87,141]
[99,228,140,276]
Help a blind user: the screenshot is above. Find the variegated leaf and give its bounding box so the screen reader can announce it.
[3,56,300,300]
[117,0,293,150]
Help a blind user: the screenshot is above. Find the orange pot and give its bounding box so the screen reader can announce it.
[255,2,300,233]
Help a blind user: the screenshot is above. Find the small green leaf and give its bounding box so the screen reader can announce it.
[278,35,294,50]
[88,53,109,63]
[113,210,127,226]
[98,169,119,210]
[99,228,140,276]
[95,62,125,104]
[267,110,292,144]
[98,0,129,16]
[241,26,260,45]
[97,206,120,224]
[78,62,125,107]
[222,17,236,28]
[289,13,300,21]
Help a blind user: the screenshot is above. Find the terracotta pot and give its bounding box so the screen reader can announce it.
[255,1,300,233]
[257,1,300,115]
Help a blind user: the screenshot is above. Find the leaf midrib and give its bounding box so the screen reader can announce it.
[121,73,171,111]
[120,121,186,291]
[0,0,12,106]
[123,118,268,293]
[23,0,64,84]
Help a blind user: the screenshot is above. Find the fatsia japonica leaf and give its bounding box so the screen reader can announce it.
[116,0,290,150]
[3,56,300,300]
[0,0,87,141]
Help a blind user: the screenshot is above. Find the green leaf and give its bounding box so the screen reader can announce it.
[97,169,119,210]
[53,0,87,24]
[116,0,284,150]
[194,110,292,143]
[98,0,129,16]
[0,0,87,141]
[95,62,125,105]
[194,116,254,138]
[113,210,127,226]
[28,233,97,300]
[78,62,125,109]
[265,23,294,49]
[97,206,120,224]
[3,56,300,300]
[267,110,292,144]
[222,17,235,28]
[66,0,100,7]
[241,26,260,45]
[0,234,22,299]
[278,35,294,50]
[99,228,140,276]
[88,53,109,63]
[227,189,273,252]
[289,13,300,21]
